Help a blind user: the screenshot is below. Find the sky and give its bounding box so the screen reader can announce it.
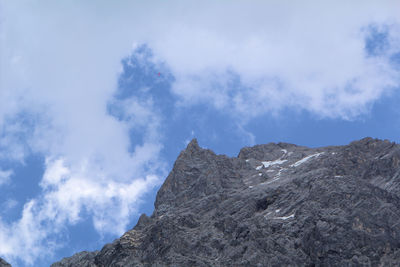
[1,1,400,266]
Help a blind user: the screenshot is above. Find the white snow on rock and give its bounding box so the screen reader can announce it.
[275,214,295,220]
[256,165,263,170]
[264,211,273,219]
[290,152,324,167]
[281,149,287,154]
[264,177,280,184]
[261,159,287,168]
[260,167,288,185]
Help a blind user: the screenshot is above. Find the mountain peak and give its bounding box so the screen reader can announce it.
[52,137,400,266]
[186,138,200,151]
[154,138,228,213]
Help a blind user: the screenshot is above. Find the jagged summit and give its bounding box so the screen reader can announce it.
[154,138,231,213]
[52,137,400,266]
[186,138,200,151]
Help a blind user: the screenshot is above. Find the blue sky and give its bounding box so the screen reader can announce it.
[1,1,400,266]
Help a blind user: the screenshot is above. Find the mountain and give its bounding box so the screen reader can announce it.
[52,137,400,266]
[0,258,11,267]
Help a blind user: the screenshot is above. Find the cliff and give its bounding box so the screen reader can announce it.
[52,137,400,266]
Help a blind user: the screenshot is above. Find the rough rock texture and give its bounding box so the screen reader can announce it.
[51,251,98,267]
[52,137,400,266]
[0,258,11,267]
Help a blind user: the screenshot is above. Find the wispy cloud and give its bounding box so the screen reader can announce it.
[0,169,13,186]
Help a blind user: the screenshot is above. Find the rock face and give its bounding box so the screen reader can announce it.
[0,258,11,267]
[52,137,400,266]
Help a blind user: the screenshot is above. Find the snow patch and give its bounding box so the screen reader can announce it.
[275,214,295,220]
[264,211,272,219]
[258,173,262,176]
[256,165,263,170]
[264,177,280,184]
[245,159,250,162]
[290,152,323,167]
[261,167,288,185]
[281,149,287,154]
[262,159,287,168]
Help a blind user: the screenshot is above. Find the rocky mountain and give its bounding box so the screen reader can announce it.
[52,137,400,266]
[0,257,11,267]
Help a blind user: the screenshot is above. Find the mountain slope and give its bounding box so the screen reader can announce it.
[52,137,400,266]
[0,258,11,267]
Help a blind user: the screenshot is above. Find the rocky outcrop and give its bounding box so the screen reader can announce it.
[51,251,98,267]
[52,137,400,266]
[0,258,11,267]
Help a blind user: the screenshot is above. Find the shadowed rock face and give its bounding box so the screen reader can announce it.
[52,137,400,266]
[0,258,11,267]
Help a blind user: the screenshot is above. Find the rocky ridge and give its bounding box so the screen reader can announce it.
[0,258,11,267]
[51,137,400,266]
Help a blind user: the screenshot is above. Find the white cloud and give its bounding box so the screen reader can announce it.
[39,160,160,234]
[0,1,166,264]
[2,199,17,211]
[40,158,70,188]
[150,1,400,120]
[0,157,162,264]
[0,169,12,186]
[1,0,400,265]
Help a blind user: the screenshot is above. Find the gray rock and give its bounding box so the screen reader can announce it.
[52,137,400,266]
[51,251,98,267]
[0,257,11,267]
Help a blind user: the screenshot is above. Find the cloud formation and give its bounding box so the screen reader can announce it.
[151,1,400,120]
[0,2,166,264]
[1,0,400,265]
[0,169,12,186]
